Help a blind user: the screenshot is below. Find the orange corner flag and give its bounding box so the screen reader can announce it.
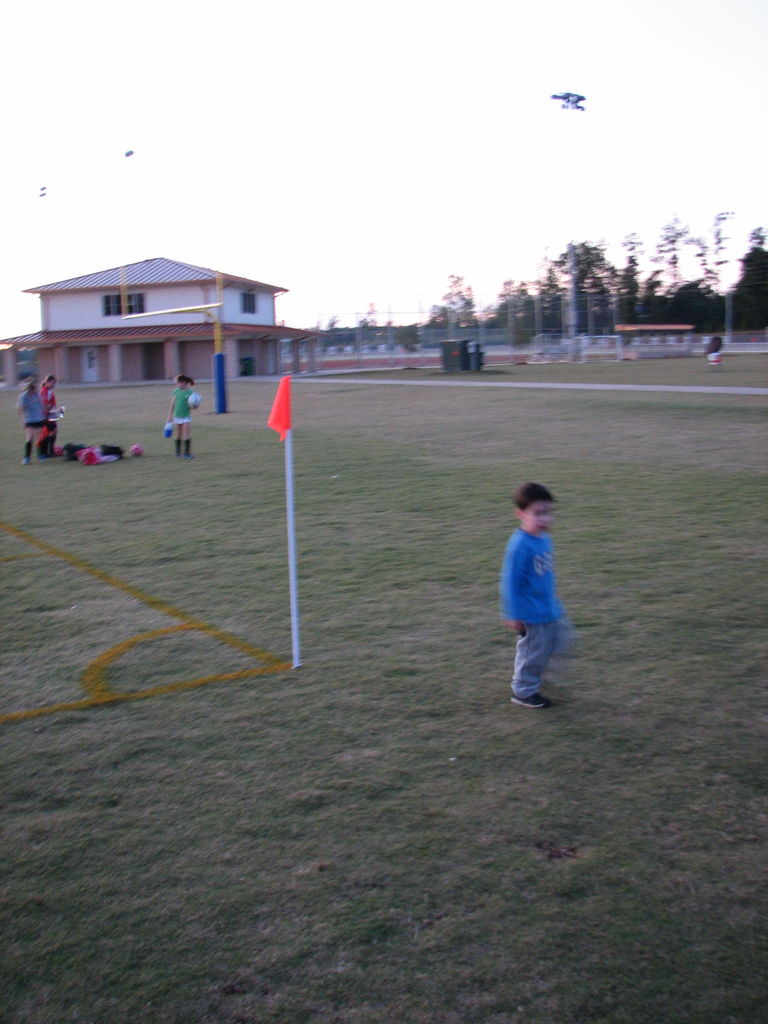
[268,376,292,441]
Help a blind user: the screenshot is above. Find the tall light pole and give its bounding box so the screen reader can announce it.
[551,92,586,361]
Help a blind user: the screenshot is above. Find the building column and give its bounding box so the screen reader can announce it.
[53,346,66,383]
[2,346,15,384]
[164,339,179,380]
[267,340,279,375]
[108,343,122,383]
[224,336,238,380]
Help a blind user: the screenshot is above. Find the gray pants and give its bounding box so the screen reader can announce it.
[512,617,574,698]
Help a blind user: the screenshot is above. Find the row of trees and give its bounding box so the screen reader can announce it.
[425,217,768,338]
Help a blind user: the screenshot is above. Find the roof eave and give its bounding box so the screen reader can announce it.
[1,322,318,347]
[25,279,289,296]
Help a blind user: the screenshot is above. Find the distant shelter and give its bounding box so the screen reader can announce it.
[614,323,695,359]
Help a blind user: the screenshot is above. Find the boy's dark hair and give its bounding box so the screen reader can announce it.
[514,481,555,509]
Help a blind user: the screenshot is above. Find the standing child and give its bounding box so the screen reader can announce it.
[38,374,59,457]
[17,380,47,464]
[705,335,723,369]
[500,482,573,708]
[167,374,194,460]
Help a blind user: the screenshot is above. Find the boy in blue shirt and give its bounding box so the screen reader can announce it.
[500,482,572,708]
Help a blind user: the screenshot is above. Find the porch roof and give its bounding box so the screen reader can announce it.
[1,323,318,349]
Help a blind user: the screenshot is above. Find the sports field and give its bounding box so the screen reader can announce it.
[2,358,767,1023]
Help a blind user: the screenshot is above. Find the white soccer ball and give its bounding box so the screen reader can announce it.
[188,392,202,409]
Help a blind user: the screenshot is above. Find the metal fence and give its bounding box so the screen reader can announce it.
[307,328,767,373]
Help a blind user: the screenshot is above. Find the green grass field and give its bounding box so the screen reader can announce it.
[2,358,767,1024]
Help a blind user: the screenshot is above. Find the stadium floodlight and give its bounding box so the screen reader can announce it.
[551,92,586,360]
[551,92,586,111]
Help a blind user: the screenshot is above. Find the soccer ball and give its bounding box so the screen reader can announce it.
[188,392,202,409]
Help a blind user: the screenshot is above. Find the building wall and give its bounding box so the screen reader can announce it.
[43,283,219,330]
[143,343,166,380]
[61,347,77,383]
[57,345,110,383]
[35,349,57,381]
[255,339,280,375]
[121,344,145,381]
[179,340,214,381]
[41,282,281,331]
[222,287,276,325]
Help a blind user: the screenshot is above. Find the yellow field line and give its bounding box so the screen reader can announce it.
[0,521,291,723]
[0,663,287,723]
[1,521,222,627]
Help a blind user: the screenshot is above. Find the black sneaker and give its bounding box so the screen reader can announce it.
[511,692,550,709]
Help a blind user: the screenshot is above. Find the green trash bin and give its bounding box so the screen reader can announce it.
[458,339,471,371]
[468,341,484,371]
[441,341,462,372]
[442,342,460,370]
[239,356,255,376]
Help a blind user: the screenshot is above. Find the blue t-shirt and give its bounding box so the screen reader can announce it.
[17,389,45,424]
[500,529,563,624]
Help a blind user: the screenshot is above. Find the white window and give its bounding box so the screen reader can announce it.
[102,293,145,316]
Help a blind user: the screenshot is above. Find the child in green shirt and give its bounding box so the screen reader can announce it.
[167,375,194,459]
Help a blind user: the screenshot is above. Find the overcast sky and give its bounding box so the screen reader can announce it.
[2,0,766,335]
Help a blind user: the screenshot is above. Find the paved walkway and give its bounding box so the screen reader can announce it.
[295,376,768,397]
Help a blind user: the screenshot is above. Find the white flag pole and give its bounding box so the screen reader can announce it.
[283,427,302,668]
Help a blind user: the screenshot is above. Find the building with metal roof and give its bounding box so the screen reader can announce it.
[1,258,318,384]
[25,257,289,295]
